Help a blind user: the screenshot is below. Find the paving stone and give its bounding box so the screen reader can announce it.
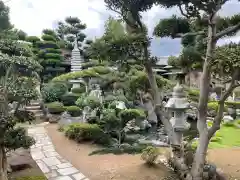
[72,173,86,180]
[36,160,50,173]
[43,145,55,151]
[45,170,58,178]
[57,167,78,176]
[43,157,61,166]
[31,151,45,160]
[57,163,72,169]
[45,151,59,157]
[53,176,73,180]
[51,166,58,170]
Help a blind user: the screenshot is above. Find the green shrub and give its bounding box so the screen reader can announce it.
[188,89,200,102]
[61,93,81,106]
[66,106,82,117]
[141,146,159,165]
[15,176,47,180]
[65,123,110,145]
[207,101,219,111]
[41,82,68,103]
[191,138,199,150]
[83,96,101,109]
[46,101,65,114]
[75,93,87,108]
[71,87,86,94]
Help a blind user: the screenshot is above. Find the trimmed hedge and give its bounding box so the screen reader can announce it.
[65,123,111,145]
[66,106,82,117]
[61,93,81,106]
[46,102,65,114]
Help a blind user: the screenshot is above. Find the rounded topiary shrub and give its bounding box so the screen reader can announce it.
[46,101,65,114]
[66,106,82,117]
[71,87,86,94]
[61,93,81,106]
[65,123,110,145]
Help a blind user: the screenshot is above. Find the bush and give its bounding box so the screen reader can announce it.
[46,102,65,114]
[14,110,35,123]
[207,101,219,111]
[75,93,87,108]
[188,89,200,102]
[71,87,86,94]
[61,93,81,106]
[83,95,101,109]
[41,82,68,103]
[141,146,159,165]
[65,123,110,145]
[236,119,240,125]
[66,106,82,117]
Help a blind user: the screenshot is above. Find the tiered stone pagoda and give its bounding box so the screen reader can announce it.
[69,38,85,89]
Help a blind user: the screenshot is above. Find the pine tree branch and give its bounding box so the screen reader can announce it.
[215,22,240,40]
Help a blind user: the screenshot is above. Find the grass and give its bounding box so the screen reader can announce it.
[209,125,240,148]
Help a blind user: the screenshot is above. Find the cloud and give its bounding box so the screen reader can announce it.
[7,0,240,57]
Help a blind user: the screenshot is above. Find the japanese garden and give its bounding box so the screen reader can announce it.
[0,0,240,180]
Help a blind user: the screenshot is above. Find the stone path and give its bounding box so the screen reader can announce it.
[28,123,89,180]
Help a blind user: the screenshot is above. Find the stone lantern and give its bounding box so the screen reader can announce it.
[165,83,190,146]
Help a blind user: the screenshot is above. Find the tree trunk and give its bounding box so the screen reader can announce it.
[0,146,8,180]
[191,13,217,180]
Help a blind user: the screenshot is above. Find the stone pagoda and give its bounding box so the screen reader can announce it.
[69,38,85,89]
[165,83,190,146]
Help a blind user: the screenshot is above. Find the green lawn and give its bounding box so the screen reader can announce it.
[209,125,240,148]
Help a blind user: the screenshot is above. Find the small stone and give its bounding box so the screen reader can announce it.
[42,157,61,166]
[57,163,72,169]
[31,151,45,160]
[45,151,59,157]
[72,172,86,180]
[57,167,78,176]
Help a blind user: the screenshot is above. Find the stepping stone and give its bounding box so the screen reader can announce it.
[57,163,72,169]
[43,157,61,166]
[31,151,45,160]
[57,167,78,176]
[72,173,86,180]
[45,151,59,157]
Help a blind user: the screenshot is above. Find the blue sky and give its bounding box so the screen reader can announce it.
[7,0,240,57]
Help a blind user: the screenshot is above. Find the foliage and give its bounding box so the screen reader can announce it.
[52,68,100,82]
[141,146,160,165]
[4,126,35,151]
[61,93,80,106]
[0,0,12,31]
[41,82,68,103]
[89,144,147,155]
[46,101,65,114]
[65,106,82,117]
[14,110,35,123]
[64,123,111,145]
[81,95,101,109]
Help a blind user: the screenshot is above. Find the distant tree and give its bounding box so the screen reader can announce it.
[0,0,12,31]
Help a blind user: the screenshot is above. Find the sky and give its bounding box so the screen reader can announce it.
[6,0,240,57]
